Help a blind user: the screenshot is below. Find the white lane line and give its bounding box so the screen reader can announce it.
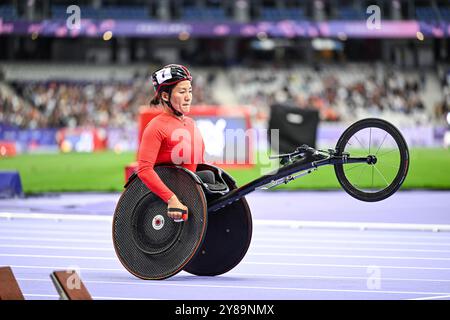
[23,294,59,298]
[0,236,111,244]
[5,243,450,255]
[11,266,450,283]
[93,297,160,300]
[252,238,450,247]
[254,220,450,232]
[252,231,450,241]
[409,294,450,300]
[3,227,450,245]
[22,293,155,300]
[0,220,110,227]
[0,212,112,222]
[10,265,126,272]
[0,244,113,251]
[230,273,450,283]
[0,229,112,238]
[1,228,450,246]
[4,243,450,259]
[253,244,450,254]
[2,243,450,255]
[243,261,450,271]
[5,245,450,262]
[2,228,450,246]
[2,227,450,243]
[4,254,450,270]
[2,235,450,247]
[249,252,450,261]
[0,229,110,237]
[0,253,116,260]
[14,277,450,296]
[5,251,450,263]
[3,219,450,239]
[2,213,450,232]
[4,224,450,241]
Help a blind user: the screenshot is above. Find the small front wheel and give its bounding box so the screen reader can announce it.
[334,118,409,202]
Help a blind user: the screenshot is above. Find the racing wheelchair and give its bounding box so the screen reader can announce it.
[113,118,410,280]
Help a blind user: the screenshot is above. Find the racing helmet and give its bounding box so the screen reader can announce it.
[151,64,192,94]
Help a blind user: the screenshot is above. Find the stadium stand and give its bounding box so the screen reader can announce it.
[51,5,150,20]
[259,7,307,21]
[0,5,17,20]
[0,63,436,128]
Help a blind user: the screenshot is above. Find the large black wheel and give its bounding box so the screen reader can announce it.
[334,118,409,202]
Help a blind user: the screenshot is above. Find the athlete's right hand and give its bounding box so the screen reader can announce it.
[167,195,188,221]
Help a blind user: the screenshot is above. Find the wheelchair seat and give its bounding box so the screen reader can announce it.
[196,170,229,195]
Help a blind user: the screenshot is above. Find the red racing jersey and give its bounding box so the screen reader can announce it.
[137,112,205,203]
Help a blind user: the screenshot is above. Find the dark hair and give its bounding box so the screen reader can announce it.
[149,86,173,106]
[149,93,161,106]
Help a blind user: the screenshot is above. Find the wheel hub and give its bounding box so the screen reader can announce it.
[367,155,377,165]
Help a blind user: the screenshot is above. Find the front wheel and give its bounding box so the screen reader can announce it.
[334,118,409,202]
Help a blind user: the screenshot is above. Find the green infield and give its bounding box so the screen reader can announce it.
[0,148,449,193]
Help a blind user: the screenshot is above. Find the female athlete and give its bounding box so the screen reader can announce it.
[137,64,205,221]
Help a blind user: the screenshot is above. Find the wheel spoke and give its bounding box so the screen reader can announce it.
[353,134,366,150]
[344,164,364,172]
[373,165,390,187]
[353,165,367,188]
[377,162,400,170]
[338,120,408,200]
[371,166,374,190]
[377,149,398,157]
[375,132,389,156]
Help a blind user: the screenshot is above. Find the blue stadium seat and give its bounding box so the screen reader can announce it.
[338,6,366,20]
[181,6,226,21]
[415,7,439,22]
[51,5,149,20]
[0,5,18,20]
[439,7,450,21]
[260,7,306,21]
[98,6,149,20]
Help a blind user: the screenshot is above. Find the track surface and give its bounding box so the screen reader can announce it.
[1,190,449,300]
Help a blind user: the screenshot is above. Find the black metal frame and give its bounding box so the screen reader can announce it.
[208,146,374,213]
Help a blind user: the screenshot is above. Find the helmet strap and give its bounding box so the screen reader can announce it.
[163,89,183,117]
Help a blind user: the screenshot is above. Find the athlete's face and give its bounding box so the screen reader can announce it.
[162,80,192,115]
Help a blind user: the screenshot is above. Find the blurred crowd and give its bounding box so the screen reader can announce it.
[0,73,215,129]
[0,64,436,129]
[229,65,427,123]
[436,68,450,122]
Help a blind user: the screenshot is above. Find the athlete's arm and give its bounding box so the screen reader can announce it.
[137,122,174,203]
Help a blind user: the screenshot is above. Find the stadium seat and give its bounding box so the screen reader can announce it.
[182,6,226,21]
[338,6,366,20]
[0,5,17,20]
[51,5,149,20]
[260,7,306,21]
[440,7,450,21]
[416,7,439,22]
